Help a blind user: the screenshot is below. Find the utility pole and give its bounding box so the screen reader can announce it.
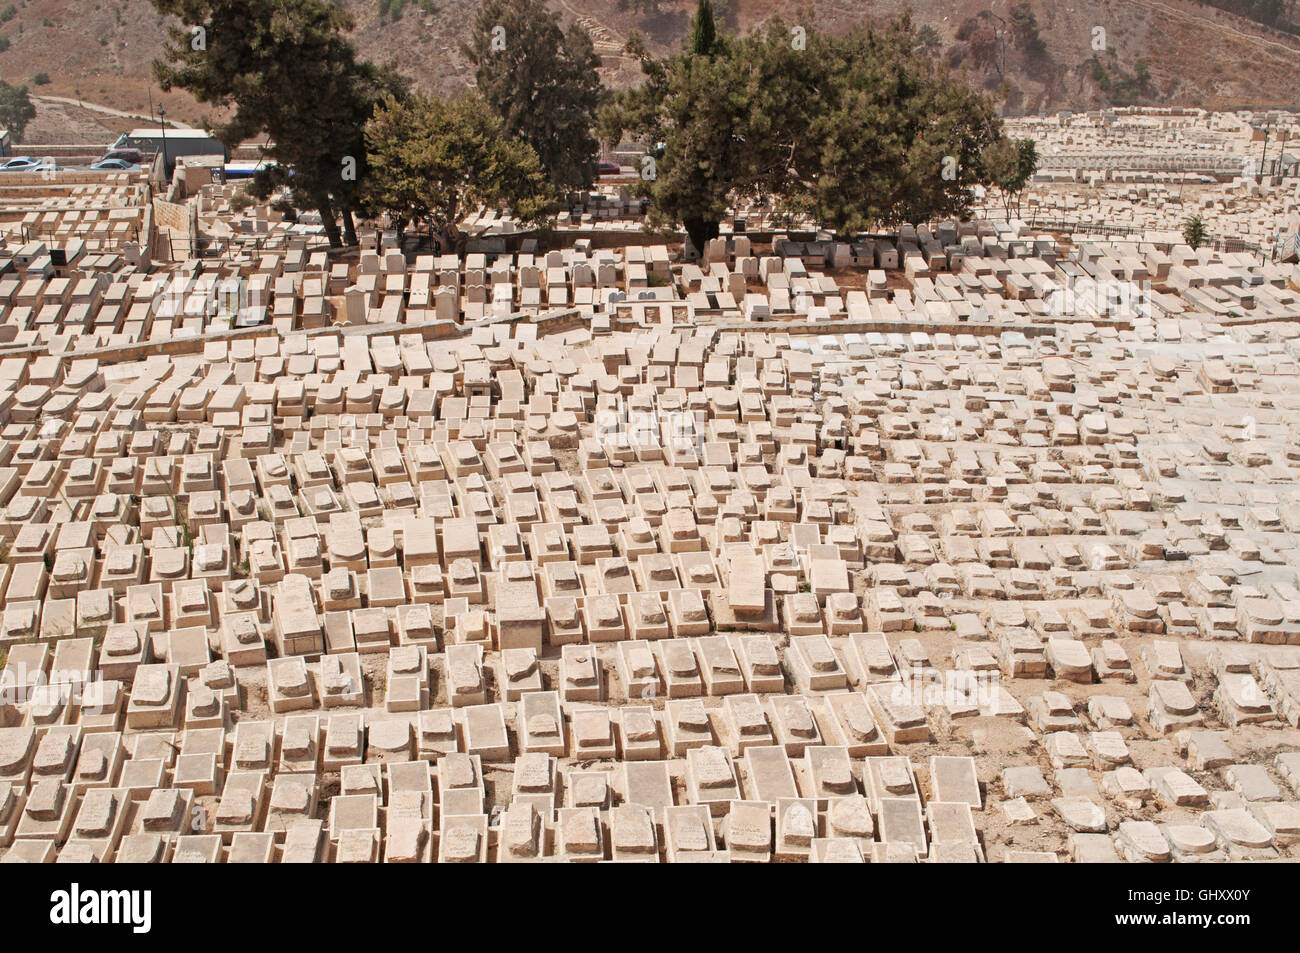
[1259,118,1272,179]
[158,106,168,183]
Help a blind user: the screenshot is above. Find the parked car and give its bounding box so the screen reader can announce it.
[110,128,227,177]
[0,156,51,172]
[97,148,144,165]
[597,160,621,176]
[91,158,140,171]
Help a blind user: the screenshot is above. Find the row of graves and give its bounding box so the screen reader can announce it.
[0,174,148,255]
[992,107,1300,254]
[0,108,1295,861]
[0,274,1298,860]
[3,164,1298,353]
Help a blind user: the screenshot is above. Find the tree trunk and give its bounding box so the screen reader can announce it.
[435,221,467,257]
[683,216,719,259]
[317,194,342,248]
[341,207,358,246]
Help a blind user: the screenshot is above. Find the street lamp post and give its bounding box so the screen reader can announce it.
[1259,118,1271,179]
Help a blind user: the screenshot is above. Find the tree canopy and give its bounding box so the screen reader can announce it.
[984,136,1040,218]
[1182,213,1208,251]
[0,81,35,143]
[690,0,718,56]
[151,0,407,246]
[363,92,558,253]
[604,13,1013,251]
[149,1,1024,256]
[463,0,606,192]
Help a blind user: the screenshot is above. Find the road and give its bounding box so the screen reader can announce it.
[32,96,194,128]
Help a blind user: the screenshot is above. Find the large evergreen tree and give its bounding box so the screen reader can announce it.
[689,0,717,56]
[463,0,606,191]
[0,81,35,143]
[151,0,407,247]
[604,13,1013,248]
[794,18,1006,233]
[363,92,558,253]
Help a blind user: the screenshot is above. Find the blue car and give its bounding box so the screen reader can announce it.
[0,156,52,172]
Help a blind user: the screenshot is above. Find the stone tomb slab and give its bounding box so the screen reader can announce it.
[822,691,890,757]
[519,691,566,757]
[725,800,773,862]
[774,797,819,861]
[664,804,718,862]
[616,706,662,761]
[462,704,510,762]
[568,706,617,760]
[742,744,800,805]
[687,745,740,815]
[930,756,982,809]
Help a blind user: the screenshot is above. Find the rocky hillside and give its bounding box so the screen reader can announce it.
[2,0,1297,142]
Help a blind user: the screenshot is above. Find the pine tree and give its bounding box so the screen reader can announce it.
[463,0,607,191]
[603,15,1013,247]
[690,0,716,56]
[150,0,407,247]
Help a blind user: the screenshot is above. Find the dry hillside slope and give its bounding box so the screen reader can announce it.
[1,0,1296,142]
